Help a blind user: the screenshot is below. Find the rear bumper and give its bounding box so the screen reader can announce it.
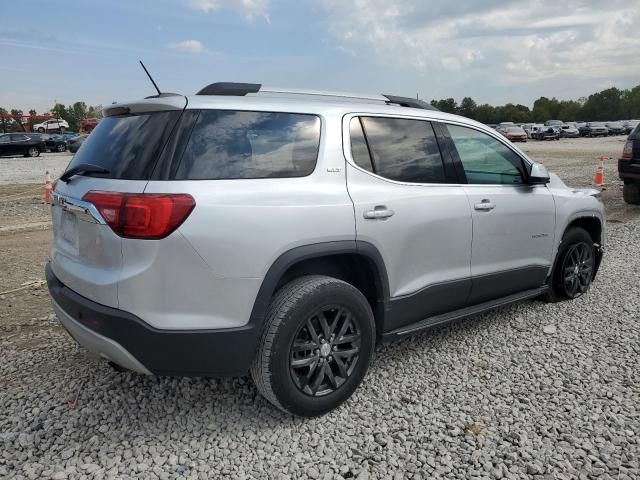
[46,263,260,377]
[618,158,640,181]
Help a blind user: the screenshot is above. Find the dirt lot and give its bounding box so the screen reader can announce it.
[0,138,638,479]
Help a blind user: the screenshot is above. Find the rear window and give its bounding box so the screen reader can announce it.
[67,111,180,180]
[174,110,320,180]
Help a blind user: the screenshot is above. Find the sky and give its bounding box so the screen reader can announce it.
[2,0,640,113]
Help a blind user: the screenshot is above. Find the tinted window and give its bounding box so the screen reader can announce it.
[67,111,180,180]
[359,117,446,183]
[175,110,320,180]
[447,124,524,185]
[0,135,9,144]
[349,118,373,172]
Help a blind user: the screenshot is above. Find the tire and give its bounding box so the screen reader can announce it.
[37,127,45,133]
[623,182,640,205]
[85,126,93,133]
[56,143,66,152]
[543,227,595,303]
[27,147,40,157]
[251,275,376,417]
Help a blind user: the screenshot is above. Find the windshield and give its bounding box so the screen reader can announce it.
[66,111,180,179]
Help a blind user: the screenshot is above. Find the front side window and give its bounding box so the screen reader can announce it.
[0,135,9,144]
[175,110,320,180]
[447,124,525,185]
[355,116,446,184]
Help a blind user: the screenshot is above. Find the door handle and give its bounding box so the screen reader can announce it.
[363,206,395,220]
[474,199,495,211]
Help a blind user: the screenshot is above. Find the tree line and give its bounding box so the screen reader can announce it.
[430,85,640,124]
[0,102,102,132]
[2,84,640,130]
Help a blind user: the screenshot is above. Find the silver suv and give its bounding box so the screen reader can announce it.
[46,83,605,416]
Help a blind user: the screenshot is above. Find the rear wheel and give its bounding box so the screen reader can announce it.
[623,182,640,205]
[56,143,66,152]
[27,147,40,157]
[37,127,45,133]
[251,275,375,417]
[543,227,595,302]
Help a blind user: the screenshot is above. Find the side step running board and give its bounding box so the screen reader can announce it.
[385,286,548,339]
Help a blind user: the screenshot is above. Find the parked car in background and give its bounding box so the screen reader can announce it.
[0,133,46,157]
[584,122,609,137]
[504,126,528,142]
[62,132,78,141]
[576,122,588,135]
[497,122,515,134]
[528,124,545,139]
[33,119,69,133]
[559,124,580,138]
[544,120,563,126]
[67,134,88,153]
[539,126,560,140]
[606,122,626,136]
[39,134,67,152]
[619,122,640,204]
[80,118,100,132]
[623,120,639,135]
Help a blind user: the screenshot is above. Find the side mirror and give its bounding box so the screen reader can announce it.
[528,163,550,184]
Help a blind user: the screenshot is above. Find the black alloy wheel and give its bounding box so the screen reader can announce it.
[560,241,594,298]
[289,306,361,397]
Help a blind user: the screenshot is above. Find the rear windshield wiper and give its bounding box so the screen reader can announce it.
[59,163,110,183]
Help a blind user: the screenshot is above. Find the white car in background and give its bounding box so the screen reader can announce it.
[33,119,69,133]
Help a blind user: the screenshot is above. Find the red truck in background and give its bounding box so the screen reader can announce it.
[79,118,100,133]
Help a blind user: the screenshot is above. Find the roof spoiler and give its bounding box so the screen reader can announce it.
[197,82,262,96]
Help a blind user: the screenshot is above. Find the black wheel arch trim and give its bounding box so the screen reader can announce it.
[248,240,390,330]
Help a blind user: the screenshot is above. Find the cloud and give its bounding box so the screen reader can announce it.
[167,40,208,53]
[317,0,640,100]
[187,0,270,22]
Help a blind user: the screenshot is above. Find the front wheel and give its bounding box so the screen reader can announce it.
[543,227,595,302]
[56,143,66,152]
[27,147,40,157]
[37,127,45,133]
[251,275,375,417]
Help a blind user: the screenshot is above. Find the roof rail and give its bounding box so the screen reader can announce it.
[195,82,439,110]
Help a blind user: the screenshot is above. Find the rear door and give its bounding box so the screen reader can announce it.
[440,123,555,304]
[50,99,186,307]
[345,114,472,332]
[0,134,9,155]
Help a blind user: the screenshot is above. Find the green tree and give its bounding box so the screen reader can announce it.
[581,88,623,121]
[430,98,458,114]
[458,97,477,119]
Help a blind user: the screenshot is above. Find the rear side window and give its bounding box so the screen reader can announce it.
[67,111,180,180]
[175,110,320,180]
[355,116,446,184]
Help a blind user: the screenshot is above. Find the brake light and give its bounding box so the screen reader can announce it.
[82,191,195,239]
[622,140,633,159]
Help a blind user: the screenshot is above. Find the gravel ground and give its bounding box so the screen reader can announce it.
[0,152,71,185]
[1,136,639,479]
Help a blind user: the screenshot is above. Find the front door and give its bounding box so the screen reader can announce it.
[344,115,473,332]
[442,123,556,304]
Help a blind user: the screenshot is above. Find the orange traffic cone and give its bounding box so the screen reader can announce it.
[593,156,605,187]
[44,171,53,204]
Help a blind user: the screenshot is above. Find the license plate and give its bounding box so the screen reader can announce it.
[61,210,78,248]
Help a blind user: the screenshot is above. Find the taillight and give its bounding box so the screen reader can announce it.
[622,140,633,159]
[82,191,195,239]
